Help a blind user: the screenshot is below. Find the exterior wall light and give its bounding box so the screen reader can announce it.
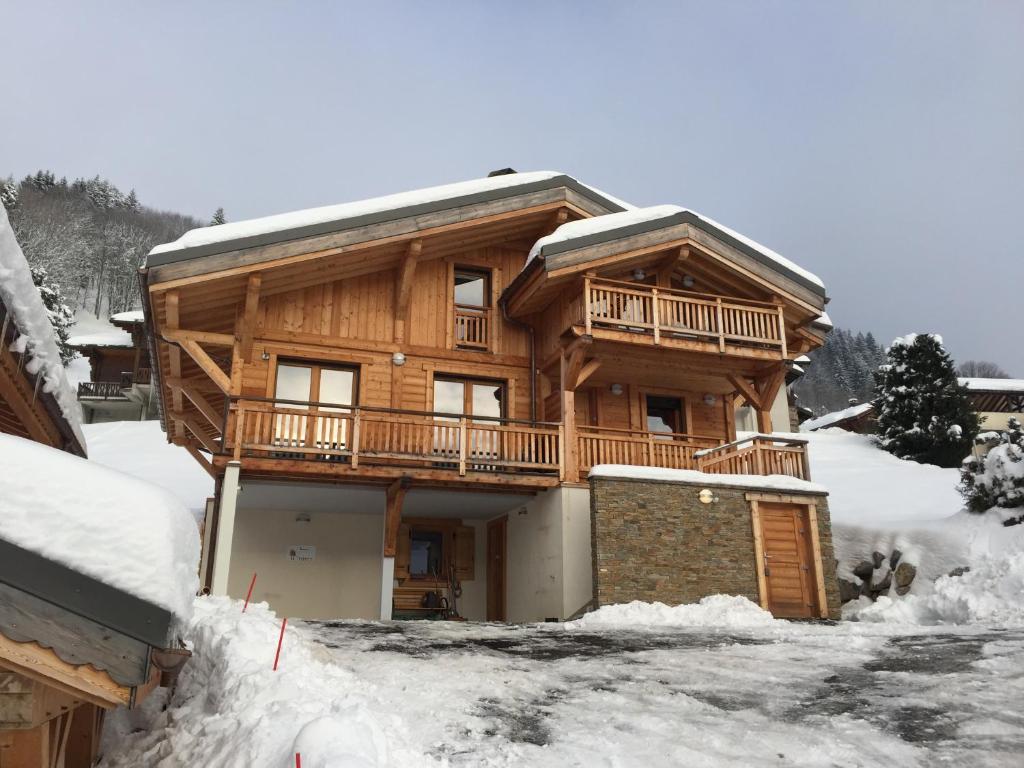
[698,489,717,504]
[703,393,717,406]
[610,383,624,396]
[632,269,646,281]
[682,275,695,288]
[392,352,406,366]
[295,513,311,523]
[261,350,271,361]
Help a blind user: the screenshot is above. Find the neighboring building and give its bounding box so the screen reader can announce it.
[69,310,158,423]
[800,401,877,434]
[959,377,1024,434]
[143,170,839,622]
[1,208,186,767]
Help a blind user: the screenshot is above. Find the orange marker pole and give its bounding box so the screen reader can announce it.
[273,617,288,671]
[242,572,257,612]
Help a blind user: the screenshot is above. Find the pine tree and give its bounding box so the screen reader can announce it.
[210,207,226,226]
[124,189,141,212]
[874,334,980,467]
[0,176,17,211]
[959,418,1024,513]
[30,266,75,365]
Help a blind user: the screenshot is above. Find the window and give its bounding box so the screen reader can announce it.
[433,375,505,421]
[273,361,358,449]
[409,529,444,578]
[453,268,491,350]
[645,394,685,436]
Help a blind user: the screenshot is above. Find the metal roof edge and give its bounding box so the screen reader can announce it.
[146,174,627,268]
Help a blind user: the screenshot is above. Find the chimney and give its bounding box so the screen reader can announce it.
[848,397,859,406]
[487,168,517,177]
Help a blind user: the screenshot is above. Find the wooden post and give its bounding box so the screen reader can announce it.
[458,417,468,476]
[560,349,579,483]
[350,409,361,468]
[210,460,241,596]
[777,304,787,359]
[753,440,766,475]
[715,297,725,353]
[583,277,593,336]
[756,407,773,434]
[800,445,812,481]
[232,403,244,461]
[651,287,660,345]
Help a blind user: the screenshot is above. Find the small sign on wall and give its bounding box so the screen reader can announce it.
[288,545,316,561]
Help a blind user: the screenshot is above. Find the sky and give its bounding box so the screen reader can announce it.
[2,1,1022,373]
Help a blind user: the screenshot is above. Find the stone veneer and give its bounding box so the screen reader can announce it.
[589,476,842,620]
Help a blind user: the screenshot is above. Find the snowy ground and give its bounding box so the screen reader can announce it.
[101,597,1024,768]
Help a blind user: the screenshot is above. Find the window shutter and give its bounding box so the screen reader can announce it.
[454,525,475,580]
[395,524,411,579]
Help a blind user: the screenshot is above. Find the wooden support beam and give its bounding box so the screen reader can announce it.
[383,478,410,557]
[171,412,220,454]
[238,272,262,363]
[177,339,230,394]
[0,635,129,709]
[169,378,222,431]
[182,442,216,477]
[563,344,587,393]
[560,348,579,483]
[393,239,422,344]
[164,290,183,439]
[574,358,602,389]
[538,207,569,239]
[727,373,763,410]
[161,329,236,347]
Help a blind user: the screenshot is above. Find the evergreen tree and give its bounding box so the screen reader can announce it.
[0,176,17,211]
[30,265,75,365]
[124,189,141,212]
[210,207,226,225]
[960,418,1024,512]
[874,334,980,467]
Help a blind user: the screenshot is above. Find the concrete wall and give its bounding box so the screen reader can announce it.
[456,519,488,621]
[227,508,383,619]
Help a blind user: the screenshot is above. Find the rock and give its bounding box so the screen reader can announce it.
[948,566,971,578]
[838,578,860,603]
[852,560,874,581]
[893,562,916,595]
[890,549,902,569]
[871,570,892,594]
[871,551,885,569]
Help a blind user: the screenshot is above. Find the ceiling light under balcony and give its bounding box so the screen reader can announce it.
[632,269,646,281]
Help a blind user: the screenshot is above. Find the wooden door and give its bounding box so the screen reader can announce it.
[486,515,507,621]
[757,502,818,618]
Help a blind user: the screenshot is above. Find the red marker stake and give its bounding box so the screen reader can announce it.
[242,572,257,612]
[295,754,301,768]
[273,617,288,671]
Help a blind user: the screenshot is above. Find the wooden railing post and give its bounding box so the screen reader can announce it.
[753,439,765,475]
[558,424,566,481]
[651,287,660,345]
[800,445,811,481]
[584,276,593,336]
[351,409,361,468]
[458,417,468,476]
[715,297,725,353]
[777,304,787,358]
[232,402,244,461]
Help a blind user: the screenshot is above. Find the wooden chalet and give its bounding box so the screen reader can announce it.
[143,170,838,622]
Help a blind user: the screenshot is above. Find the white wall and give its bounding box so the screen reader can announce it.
[227,508,383,619]
[455,518,488,621]
[560,486,593,619]
[505,488,564,622]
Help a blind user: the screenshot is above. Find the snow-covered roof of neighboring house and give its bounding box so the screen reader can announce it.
[794,354,812,364]
[0,433,200,621]
[67,329,135,348]
[958,378,1024,394]
[800,402,875,432]
[109,309,144,324]
[527,204,826,298]
[0,207,86,451]
[147,171,630,267]
[589,464,827,494]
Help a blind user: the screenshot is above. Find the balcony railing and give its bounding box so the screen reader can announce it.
[581,277,787,356]
[229,399,562,478]
[694,435,811,481]
[578,425,719,473]
[453,305,490,351]
[77,381,127,400]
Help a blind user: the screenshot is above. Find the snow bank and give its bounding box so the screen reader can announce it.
[567,596,778,630]
[101,597,427,768]
[527,204,825,290]
[0,206,85,448]
[800,402,874,432]
[0,434,199,620]
[83,421,214,521]
[590,463,827,494]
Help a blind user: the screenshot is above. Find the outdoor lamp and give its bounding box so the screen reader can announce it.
[392,352,406,366]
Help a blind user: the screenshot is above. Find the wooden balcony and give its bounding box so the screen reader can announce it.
[453,305,491,351]
[220,399,811,487]
[576,277,787,358]
[77,381,127,400]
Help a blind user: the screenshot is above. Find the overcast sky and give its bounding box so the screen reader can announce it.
[3,1,1021,373]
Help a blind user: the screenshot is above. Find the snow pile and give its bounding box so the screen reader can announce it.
[590,463,827,494]
[959,377,1024,393]
[83,421,214,521]
[0,434,199,619]
[800,402,874,432]
[151,171,630,258]
[528,204,825,290]
[0,207,85,447]
[567,596,778,630]
[101,596,428,768]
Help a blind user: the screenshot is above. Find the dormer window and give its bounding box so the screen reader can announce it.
[453,267,491,351]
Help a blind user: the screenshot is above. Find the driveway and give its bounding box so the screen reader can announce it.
[299,619,1024,767]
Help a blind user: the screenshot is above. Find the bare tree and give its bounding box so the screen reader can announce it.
[958,360,1012,379]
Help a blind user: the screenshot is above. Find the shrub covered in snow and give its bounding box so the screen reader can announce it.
[960,418,1024,513]
[873,333,979,468]
[30,264,75,364]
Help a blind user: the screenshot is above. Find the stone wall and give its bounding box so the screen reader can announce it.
[590,476,842,619]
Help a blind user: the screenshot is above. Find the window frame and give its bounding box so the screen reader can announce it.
[432,374,507,422]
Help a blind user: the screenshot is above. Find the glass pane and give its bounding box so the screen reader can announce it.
[275,365,312,406]
[409,531,444,577]
[471,383,503,421]
[454,270,488,307]
[646,395,683,436]
[434,379,465,417]
[318,368,354,409]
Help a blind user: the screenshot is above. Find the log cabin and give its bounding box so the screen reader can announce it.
[143,170,841,622]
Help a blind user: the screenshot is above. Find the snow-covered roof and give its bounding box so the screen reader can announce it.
[527,204,826,297]
[67,329,134,348]
[0,433,200,620]
[109,309,144,324]
[800,402,875,432]
[147,171,630,266]
[0,207,86,450]
[958,378,1024,394]
[811,311,833,331]
[794,354,812,364]
[589,464,827,494]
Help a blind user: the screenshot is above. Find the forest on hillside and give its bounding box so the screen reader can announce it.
[1,170,202,318]
[791,327,887,415]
